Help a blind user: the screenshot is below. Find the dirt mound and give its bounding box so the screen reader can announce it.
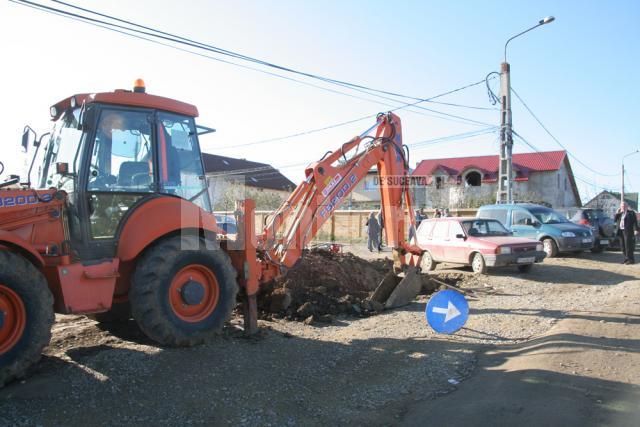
[259,249,394,323]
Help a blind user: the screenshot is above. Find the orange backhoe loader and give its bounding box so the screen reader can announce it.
[0,80,422,386]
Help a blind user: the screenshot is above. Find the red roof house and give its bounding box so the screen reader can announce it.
[412,150,580,207]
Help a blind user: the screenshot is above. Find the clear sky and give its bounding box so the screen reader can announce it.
[1,0,639,203]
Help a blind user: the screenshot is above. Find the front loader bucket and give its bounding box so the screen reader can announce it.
[370,265,422,309]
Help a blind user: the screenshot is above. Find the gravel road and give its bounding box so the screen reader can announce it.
[1,248,638,426]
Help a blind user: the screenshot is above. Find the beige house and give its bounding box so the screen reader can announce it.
[584,191,638,217]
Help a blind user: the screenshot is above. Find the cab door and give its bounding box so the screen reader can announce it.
[156,112,211,211]
[79,107,156,259]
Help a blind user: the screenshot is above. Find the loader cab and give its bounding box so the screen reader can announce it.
[38,85,212,259]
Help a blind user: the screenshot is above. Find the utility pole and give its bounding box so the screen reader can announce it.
[497,62,513,204]
[622,162,625,203]
[622,149,640,204]
[496,16,555,204]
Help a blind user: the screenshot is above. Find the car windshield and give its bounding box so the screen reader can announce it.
[462,219,510,236]
[530,208,569,224]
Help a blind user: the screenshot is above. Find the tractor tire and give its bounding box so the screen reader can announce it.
[88,302,131,323]
[420,251,437,272]
[130,235,238,347]
[542,238,559,258]
[471,252,487,275]
[0,251,54,387]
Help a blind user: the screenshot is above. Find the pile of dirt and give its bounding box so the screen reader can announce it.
[259,249,394,323]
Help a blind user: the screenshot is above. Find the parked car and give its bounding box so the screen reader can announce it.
[556,207,616,252]
[416,217,546,274]
[477,204,594,258]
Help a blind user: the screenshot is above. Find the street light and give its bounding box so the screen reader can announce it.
[496,16,555,204]
[622,149,640,201]
[504,16,555,63]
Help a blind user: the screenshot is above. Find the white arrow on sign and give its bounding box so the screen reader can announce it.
[432,301,461,323]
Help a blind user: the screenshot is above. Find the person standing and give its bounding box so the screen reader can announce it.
[614,202,639,264]
[366,212,381,252]
[377,209,384,251]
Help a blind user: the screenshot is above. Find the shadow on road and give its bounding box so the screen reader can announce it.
[400,316,640,426]
[491,263,638,286]
[2,308,639,426]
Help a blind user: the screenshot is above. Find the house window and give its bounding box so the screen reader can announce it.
[464,171,482,187]
[435,176,444,189]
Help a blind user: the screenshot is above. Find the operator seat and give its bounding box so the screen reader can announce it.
[117,161,150,189]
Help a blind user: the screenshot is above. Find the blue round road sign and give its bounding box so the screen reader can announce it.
[426,289,469,334]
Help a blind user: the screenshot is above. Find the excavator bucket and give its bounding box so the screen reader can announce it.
[370,265,422,309]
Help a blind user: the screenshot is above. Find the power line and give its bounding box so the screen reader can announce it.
[14,1,497,137]
[12,0,495,130]
[408,127,498,149]
[513,130,615,194]
[214,79,491,150]
[17,0,415,101]
[510,86,619,177]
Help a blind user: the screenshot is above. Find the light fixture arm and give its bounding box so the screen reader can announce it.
[504,16,555,63]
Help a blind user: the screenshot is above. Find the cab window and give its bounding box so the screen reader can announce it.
[157,112,211,211]
[88,109,153,192]
[87,109,153,239]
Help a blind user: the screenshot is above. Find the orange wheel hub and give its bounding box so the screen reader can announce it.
[0,284,26,355]
[168,264,219,323]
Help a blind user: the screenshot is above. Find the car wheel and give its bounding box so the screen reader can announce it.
[542,238,558,258]
[471,253,487,275]
[420,251,436,272]
[517,264,533,273]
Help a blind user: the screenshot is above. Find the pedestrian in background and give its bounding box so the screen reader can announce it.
[615,202,639,264]
[366,212,381,252]
[377,209,384,251]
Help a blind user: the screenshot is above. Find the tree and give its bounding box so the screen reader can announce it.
[212,181,287,211]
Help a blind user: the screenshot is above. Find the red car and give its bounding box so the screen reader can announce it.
[416,217,546,274]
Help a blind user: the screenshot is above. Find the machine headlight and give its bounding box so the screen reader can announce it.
[497,246,512,255]
[536,243,543,252]
[70,96,77,108]
[50,106,58,117]
[561,231,576,237]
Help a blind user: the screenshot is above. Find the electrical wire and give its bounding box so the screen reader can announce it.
[510,86,619,177]
[485,72,500,105]
[17,0,487,112]
[214,79,492,150]
[513,130,616,195]
[12,0,495,129]
[407,127,498,149]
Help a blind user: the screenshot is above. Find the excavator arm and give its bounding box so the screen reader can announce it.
[234,112,424,334]
[261,112,419,269]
